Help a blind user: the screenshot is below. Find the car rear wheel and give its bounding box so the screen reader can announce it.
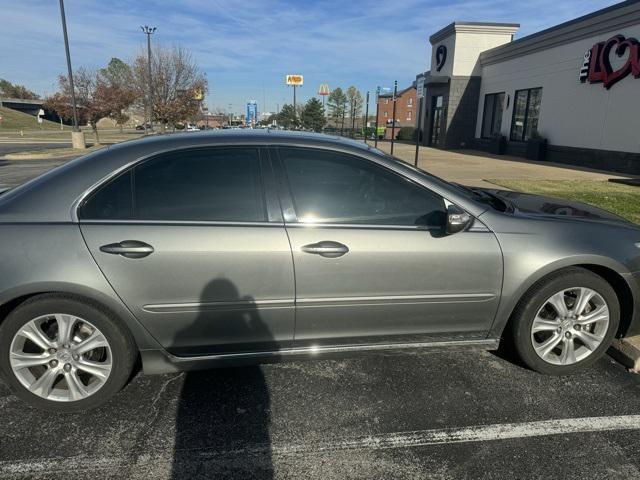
[0,294,136,411]
[511,268,619,375]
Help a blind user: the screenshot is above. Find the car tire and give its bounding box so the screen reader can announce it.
[0,294,137,411]
[511,267,619,375]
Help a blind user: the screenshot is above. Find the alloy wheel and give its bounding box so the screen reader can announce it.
[531,287,610,366]
[9,314,112,402]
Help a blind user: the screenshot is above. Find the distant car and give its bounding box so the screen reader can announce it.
[0,131,638,411]
[186,125,199,132]
[135,124,151,131]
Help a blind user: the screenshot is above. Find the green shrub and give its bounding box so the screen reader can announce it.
[397,127,415,140]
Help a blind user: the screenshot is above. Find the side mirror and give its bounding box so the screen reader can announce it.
[446,204,472,235]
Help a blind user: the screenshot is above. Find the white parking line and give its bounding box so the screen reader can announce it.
[270,415,640,454]
[2,415,640,475]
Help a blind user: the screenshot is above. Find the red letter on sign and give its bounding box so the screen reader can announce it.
[587,42,605,84]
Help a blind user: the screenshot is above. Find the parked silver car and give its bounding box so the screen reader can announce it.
[0,131,639,411]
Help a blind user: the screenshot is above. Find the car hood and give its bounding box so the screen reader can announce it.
[482,188,633,226]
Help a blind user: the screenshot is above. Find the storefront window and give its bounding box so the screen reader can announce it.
[481,92,505,138]
[510,88,542,142]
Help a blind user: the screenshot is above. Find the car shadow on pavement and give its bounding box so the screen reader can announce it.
[170,279,276,479]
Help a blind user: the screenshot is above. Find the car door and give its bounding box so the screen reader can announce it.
[79,146,295,356]
[274,146,503,348]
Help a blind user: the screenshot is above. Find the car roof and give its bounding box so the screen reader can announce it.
[117,128,373,152]
[0,130,484,222]
[0,131,379,222]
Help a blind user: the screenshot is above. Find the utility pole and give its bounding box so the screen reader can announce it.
[374,87,380,148]
[390,80,398,155]
[351,98,358,138]
[141,26,156,132]
[415,75,425,167]
[415,96,424,166]
[58,0,84,148]
[363,91,370,144]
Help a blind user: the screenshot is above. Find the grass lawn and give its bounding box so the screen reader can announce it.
[0,106,61,130]
[488,179,640,225]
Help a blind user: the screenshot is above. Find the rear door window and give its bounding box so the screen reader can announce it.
[80,147,267,222]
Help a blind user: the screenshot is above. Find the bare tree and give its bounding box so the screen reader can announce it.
[44,68,111,144]
[346,86,363,120]
[132,45,208,129]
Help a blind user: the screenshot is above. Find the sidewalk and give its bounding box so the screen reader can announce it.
[373,142,632,188]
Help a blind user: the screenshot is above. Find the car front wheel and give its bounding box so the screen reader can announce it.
[511,268,619,375]
[0,294,136,411]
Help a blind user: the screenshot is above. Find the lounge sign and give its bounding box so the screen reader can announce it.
[579,34,640,89]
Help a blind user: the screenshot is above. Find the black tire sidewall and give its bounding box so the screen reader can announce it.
[0,295,136,412]
[512,269,620,375]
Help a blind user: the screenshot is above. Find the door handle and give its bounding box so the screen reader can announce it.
[301,241,349,258]
[100,240,154,259]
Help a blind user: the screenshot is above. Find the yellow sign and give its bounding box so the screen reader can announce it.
[318,83,330,95]
[193,89,204,101]
[286,74,304,86]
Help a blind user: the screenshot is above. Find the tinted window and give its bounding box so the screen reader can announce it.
[80,170,133,220]
[510,88,542,142]
[280,148,446,227]
[481,92,505,138]
[80,147,266,222]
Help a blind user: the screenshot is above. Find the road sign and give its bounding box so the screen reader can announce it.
[416,75,424,99]
[286,75,304,86]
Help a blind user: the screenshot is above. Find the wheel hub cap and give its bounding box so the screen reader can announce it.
[9,314,113,402]
[531,287,610,366]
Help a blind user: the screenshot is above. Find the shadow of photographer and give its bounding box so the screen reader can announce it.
[170,278,275,479]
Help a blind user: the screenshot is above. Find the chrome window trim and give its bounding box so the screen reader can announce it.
[79,219,284,228]
[284,219,491,232]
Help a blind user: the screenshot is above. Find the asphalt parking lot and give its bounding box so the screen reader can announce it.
[1,152,640,479]
[1,349,640,479]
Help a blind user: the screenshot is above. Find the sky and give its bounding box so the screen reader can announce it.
[0,0,622,115]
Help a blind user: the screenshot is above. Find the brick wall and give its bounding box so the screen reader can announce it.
[376,86,417,131]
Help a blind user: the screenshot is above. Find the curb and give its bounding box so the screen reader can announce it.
[2,153,80,161]
[608,336,640,373]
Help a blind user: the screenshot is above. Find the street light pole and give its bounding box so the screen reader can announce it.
[364,91,370,144]
[141,26,156,132]
[390,80,398,155]
[374,87,380,148]
[58,0,79,132]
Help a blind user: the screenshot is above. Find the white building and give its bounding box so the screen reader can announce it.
[416,0,640,174]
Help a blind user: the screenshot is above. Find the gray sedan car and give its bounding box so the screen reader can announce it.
[0,130,639,411]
